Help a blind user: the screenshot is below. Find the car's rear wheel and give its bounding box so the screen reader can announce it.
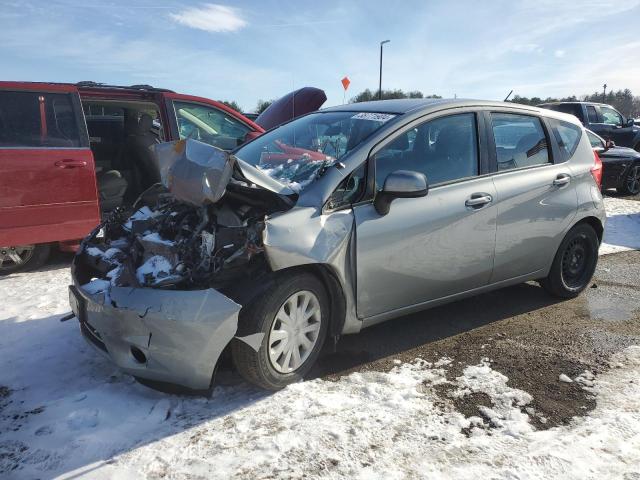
[231,272,329,390]
[0,244,50,275]
[618,164,640,195]
[540,224,599,298]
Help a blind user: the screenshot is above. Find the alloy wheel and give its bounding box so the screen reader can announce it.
[627,165,640,195]
[268,290,322,373]
[0,245,35,271]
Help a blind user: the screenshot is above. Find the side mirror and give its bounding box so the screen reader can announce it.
[374,170,428,216]
[627,118,635,127]
[605,139,616,150]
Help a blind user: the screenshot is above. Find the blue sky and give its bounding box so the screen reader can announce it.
[2,0,640,112]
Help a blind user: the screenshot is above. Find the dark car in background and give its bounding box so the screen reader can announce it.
[586,129,640,195]
[539,101,640,151]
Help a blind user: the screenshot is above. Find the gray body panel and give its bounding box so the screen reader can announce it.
[353,176,497,318]
[490,163,578,282]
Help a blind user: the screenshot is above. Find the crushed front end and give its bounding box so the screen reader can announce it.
[70,139,293,391]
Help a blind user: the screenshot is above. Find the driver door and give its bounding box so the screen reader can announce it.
[353,112,497,319]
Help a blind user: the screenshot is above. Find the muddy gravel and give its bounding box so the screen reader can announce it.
[310,250,640,429]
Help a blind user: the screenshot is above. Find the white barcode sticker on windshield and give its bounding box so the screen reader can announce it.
[351,112,395,122]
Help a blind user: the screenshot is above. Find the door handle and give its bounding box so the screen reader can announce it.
[553,173,571,186]
[465,193,493,208]
[54,159,87,168]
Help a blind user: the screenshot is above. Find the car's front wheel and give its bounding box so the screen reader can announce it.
[231,272,329,390]
[540,223,599,298]
[0,244,50,275]
[618,164,640,195]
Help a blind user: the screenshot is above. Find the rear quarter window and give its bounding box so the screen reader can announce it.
[0,91,81,148]
[547,118,582,161]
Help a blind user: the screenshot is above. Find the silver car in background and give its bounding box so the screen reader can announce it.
[70,99,605,391]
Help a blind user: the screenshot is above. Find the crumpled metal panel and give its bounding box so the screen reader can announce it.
[151,139,235,206]
[77,283,241,390]
[263,207,361,334]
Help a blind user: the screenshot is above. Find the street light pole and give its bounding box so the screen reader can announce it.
[379,40,390,100]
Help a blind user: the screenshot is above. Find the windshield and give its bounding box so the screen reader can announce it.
[234,111,396,192]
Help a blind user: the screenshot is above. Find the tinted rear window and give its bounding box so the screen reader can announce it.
[586,105,599,123]
[554,104,584,122]
[0,91,81,147]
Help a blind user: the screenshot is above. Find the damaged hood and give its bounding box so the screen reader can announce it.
[151,139,295,203]
[255,87,327,131]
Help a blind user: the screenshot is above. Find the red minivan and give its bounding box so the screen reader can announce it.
[0,81,265,274]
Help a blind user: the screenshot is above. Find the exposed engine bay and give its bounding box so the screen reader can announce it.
[74,139,293,293]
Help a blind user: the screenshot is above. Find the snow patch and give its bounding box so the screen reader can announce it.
[600,197,640,254]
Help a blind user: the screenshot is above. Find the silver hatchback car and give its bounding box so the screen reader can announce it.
[70,99,605,391]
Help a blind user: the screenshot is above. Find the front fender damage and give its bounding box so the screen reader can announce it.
[262,207,361,334]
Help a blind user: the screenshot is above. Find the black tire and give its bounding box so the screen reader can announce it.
[0,244,50,275]
[231,272,329,390]
[617,164,640,196]
[540,224,599,298]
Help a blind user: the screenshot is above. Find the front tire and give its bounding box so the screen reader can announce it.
[617,164,640,195]
[0,244,50,275]
[540,224,599,298]
[231,272,329,390]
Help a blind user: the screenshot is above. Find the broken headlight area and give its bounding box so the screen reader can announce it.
[75,139,294,292]
[77,196,271,291]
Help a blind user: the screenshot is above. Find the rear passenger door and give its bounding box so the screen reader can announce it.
[487,111,578,283]
[0,83,100,247]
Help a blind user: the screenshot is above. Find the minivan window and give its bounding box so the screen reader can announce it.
[375,113,478,187]
[491,113,550,171]
[600,106,623,126]
[548,118,582,160]
[0,91,81,148]
[587,105,599,123]
[173,101,251,150]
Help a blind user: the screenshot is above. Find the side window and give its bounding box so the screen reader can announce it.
[586,105,599,123]
[600,106,623,126]
[547,118,582,160]
[0,91,81,148]
[173,101,251,150]
[328,162,367,210]
[586,130,605,149]
[374,113,478,187]
[491,113,550,171]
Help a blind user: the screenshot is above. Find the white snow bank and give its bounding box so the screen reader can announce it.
[601,197,640,254]
[1,266,640,479]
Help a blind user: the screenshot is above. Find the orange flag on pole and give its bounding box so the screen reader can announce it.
[341,76,351,90]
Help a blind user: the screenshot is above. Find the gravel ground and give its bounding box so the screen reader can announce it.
[310,250,640,429]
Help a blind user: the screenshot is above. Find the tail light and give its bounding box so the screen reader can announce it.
[591,150,603,188]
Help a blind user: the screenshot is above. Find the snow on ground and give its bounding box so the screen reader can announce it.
[601,196,640,254]
[1,197,639,479]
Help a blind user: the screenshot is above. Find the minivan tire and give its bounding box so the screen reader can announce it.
[0,244,50,275]
[231,272,329,390]
[540,224,599,298]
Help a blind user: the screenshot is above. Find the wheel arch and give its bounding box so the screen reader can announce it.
[574,215,604,244]
[272,263,347,340]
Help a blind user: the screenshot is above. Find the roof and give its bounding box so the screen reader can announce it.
[539,101,608,107]
[322,98,538,115]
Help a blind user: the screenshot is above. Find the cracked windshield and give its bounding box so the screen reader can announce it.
[234,111,396,192]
